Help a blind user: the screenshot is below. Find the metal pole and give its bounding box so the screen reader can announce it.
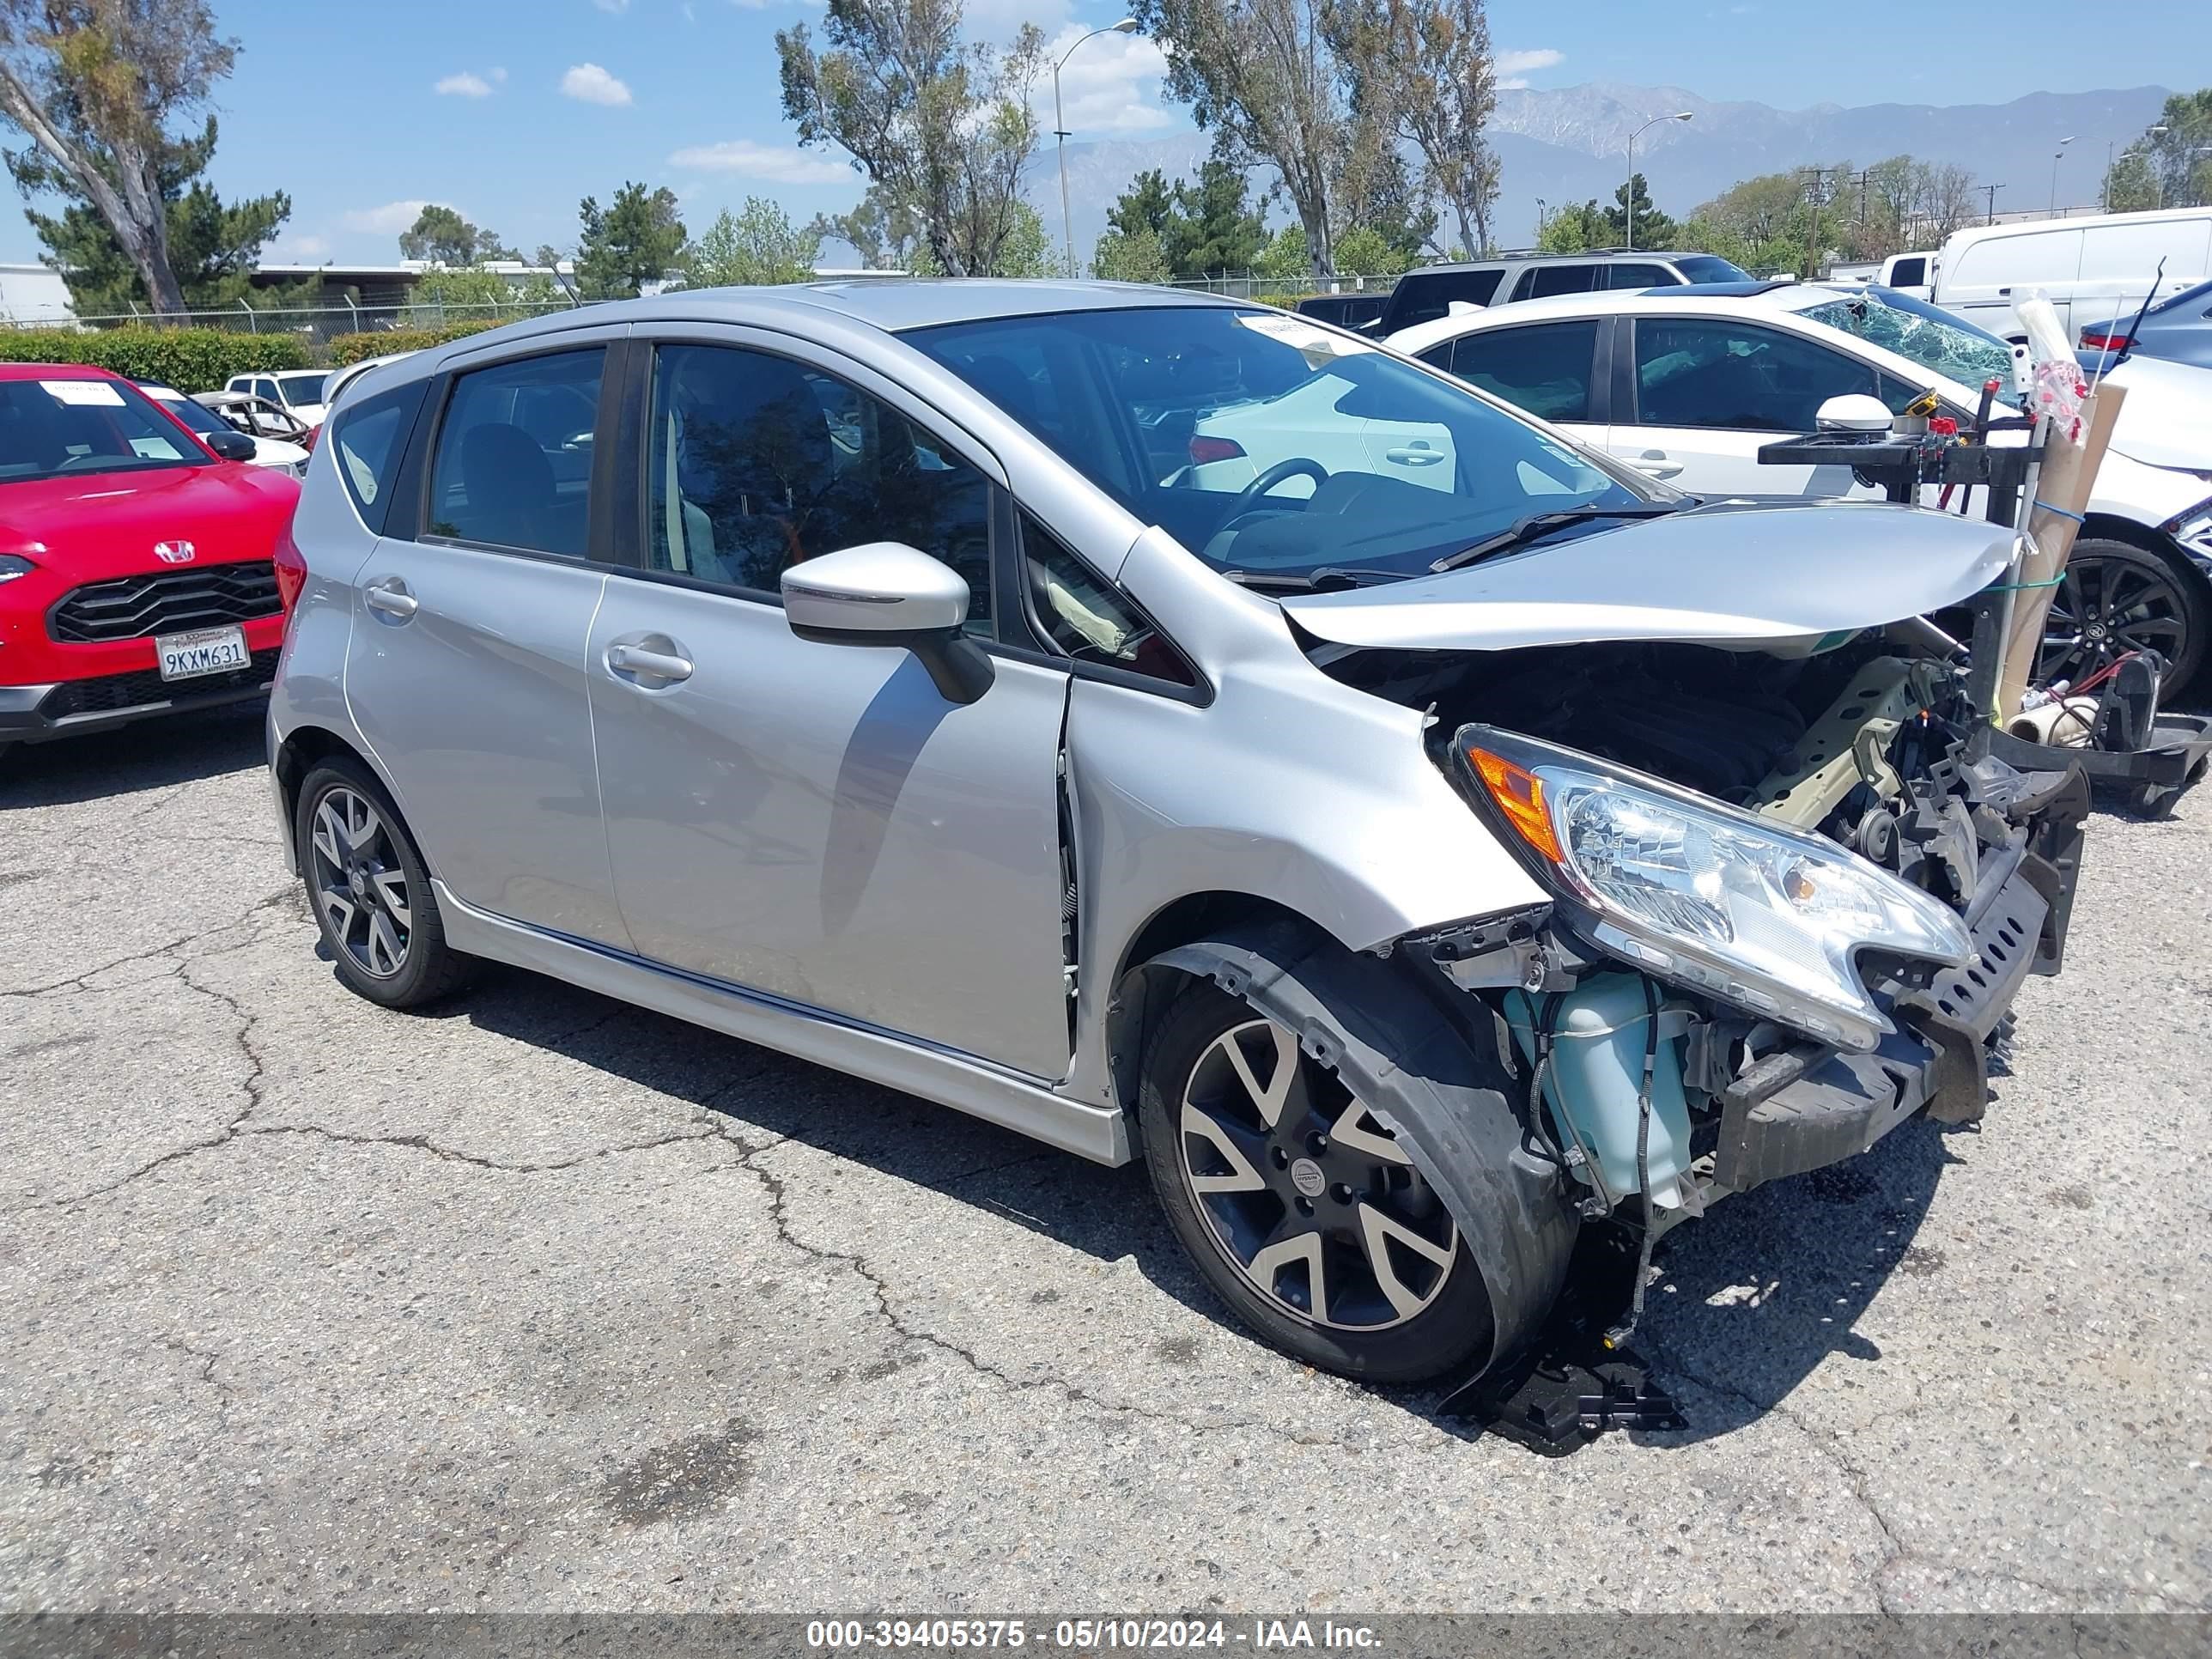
[240,299,256,333]
[1054,65,1074,278]
[1625,135,1637,250]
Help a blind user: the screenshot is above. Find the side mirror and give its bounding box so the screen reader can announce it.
[1814,393,1894,434]
[204,428,257,462]
[782,542,994,706]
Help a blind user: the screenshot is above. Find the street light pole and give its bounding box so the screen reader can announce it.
[2050,136,2075,216]
[2104,126,2167,212]
[1624,112,1693,250]
[1054,18,1139,278]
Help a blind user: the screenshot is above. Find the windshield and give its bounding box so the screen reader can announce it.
[1674,255,1753,283]
[0,377,210,484]
[1802,286,2020,409]
[274,373,329,406]
[138,384,229,441]
[908,306,1660,582]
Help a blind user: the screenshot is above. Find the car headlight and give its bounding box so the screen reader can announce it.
[1455,726,1971,1051]
[2167,497,2212,557]
[0,553,35,585]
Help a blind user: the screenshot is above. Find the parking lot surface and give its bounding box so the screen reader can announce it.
[3,708,2209,1614]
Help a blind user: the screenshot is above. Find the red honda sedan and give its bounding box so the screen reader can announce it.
[0,363,301,757]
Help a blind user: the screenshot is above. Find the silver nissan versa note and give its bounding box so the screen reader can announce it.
[270,282,2087,1386]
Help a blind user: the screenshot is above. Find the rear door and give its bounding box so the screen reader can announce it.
[1426,318,1611,457]
[1617,316,1904,495]
[1944,228,2082,336]
[343,334,630,947]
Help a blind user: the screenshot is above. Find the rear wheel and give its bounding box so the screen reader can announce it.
[2039,538,2203,691]
[295,757,474,1009]
[1138,980,1492,1382]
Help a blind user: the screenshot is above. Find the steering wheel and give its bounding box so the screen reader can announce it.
[1229,457,1328,519]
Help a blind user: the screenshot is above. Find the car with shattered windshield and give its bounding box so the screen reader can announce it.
[269,283,2086,1387]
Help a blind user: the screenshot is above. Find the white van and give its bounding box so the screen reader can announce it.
[1929,207,2212,342]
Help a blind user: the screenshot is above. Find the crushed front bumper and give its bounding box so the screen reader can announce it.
[1709,758,2089,1194]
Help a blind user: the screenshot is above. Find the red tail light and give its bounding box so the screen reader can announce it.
[1188,434,1246,465]
[2081,331,2134,352]
[273,520,308,620]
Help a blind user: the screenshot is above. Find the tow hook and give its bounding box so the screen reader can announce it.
[1439,1228,1687,1455]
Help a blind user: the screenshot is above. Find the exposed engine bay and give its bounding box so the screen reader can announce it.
[1308,625,2089,1237]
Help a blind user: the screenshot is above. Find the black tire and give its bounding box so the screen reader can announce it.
[2039,538,2205,693]
[1138,978,1495,1383]
[294,756,475,1009]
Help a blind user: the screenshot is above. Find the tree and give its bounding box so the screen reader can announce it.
[1133,0,1349,280]
[1330,0,1499,259]
[575,181,687,299]
[2106,89,2212,210]
[10,114,289,313]
[399,204,495,265]
[810,185,927,270]
[2106,149,2159,216]
[1602,173,1675,247]
[684,197,820,287]
[1107,167,1176,242]
[984,198,1052,277]
[1536,200,1602,253]
[1166,157,1265,276]
[1337,137,1432,266]
[777,0,1045,278]
[1253,222,1309,281]
[0,0,243,313]
[1092,224,1171,283]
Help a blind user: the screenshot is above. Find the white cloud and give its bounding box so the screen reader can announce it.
[270,234,332,261]
[341,199,438,235]
[1032,24,1172,137]
[434,71,494,97]
[666,139,854,184]
[1495,46,1564,89]
[593,0,631,12]
[561,63,633,106]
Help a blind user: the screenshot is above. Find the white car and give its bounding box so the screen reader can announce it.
[1389,283,2212,687]
[137,381,309,477]
[223,368,332,429]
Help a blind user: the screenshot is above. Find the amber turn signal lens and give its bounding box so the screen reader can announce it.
[1467,746,1564,865]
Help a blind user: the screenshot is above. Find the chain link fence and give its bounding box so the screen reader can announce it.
[2,297,586,344]
[1165,273,1401,302]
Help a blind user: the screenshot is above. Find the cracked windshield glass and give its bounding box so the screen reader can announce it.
[1804,289,2021,406]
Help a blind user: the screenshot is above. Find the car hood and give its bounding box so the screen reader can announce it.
[0,463,298,582]
[2102,356,2212,474]
[1279,498,2015,653]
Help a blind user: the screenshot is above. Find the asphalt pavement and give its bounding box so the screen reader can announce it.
[3,705,2208,1614]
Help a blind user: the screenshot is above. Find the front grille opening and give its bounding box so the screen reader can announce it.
[49,561,282,644]
[38,649,280,720]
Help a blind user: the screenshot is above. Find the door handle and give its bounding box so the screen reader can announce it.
[606,640,695,686]
[362,577,417,620]
[1997,287,2012,296]
[1384,444,1443,465]
[1632,453,1685,480]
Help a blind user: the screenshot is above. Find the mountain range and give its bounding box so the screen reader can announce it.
[1028,82,2176,272]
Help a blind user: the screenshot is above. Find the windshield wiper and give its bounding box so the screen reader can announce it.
[1222,566,1396,592]
[1430,503,1680,574]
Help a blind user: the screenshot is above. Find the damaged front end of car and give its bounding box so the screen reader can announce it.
[1286,509,2089,1273]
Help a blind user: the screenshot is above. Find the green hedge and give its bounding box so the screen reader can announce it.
[0,328,308,391]
[329,319,526,365]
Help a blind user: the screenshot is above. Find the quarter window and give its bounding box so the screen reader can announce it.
[427,349,604,557]
[646,343,994,630]
[1633,320,1888,432]
[331,380,428,533]
[1444,321,1600,423]
[1019,515,1194,686]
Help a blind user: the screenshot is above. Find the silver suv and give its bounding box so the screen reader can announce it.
[1375,249,1753,334]
[271,283,2084,1387]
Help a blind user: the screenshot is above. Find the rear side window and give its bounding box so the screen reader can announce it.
[1391,269,1503,327]
[1887,256,1927,288]
[1518,264,1599,300]
[1444,321,1601,422]
[1607,263,1674,289]
[427,349,605,558]
[329,380,428,534]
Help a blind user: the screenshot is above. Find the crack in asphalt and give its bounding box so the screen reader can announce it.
[722,1140,1376,1455]
[0,886,298,1000]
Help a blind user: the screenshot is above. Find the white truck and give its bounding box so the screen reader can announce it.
[1920,208,2211,343]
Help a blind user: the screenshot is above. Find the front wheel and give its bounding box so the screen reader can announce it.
[1137,981,1493,1382]
[2039,538,2203,692]
[295,757,475,1009]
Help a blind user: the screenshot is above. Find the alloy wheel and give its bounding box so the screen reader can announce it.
[2039,556,2189,683]
[308,787,412,980]
[1176,1018,1459,1332]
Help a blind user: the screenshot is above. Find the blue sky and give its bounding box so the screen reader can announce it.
[2,0,2206,268]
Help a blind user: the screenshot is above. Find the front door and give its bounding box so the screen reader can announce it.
[587,337,1074,1080]
[344,341,629,947]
